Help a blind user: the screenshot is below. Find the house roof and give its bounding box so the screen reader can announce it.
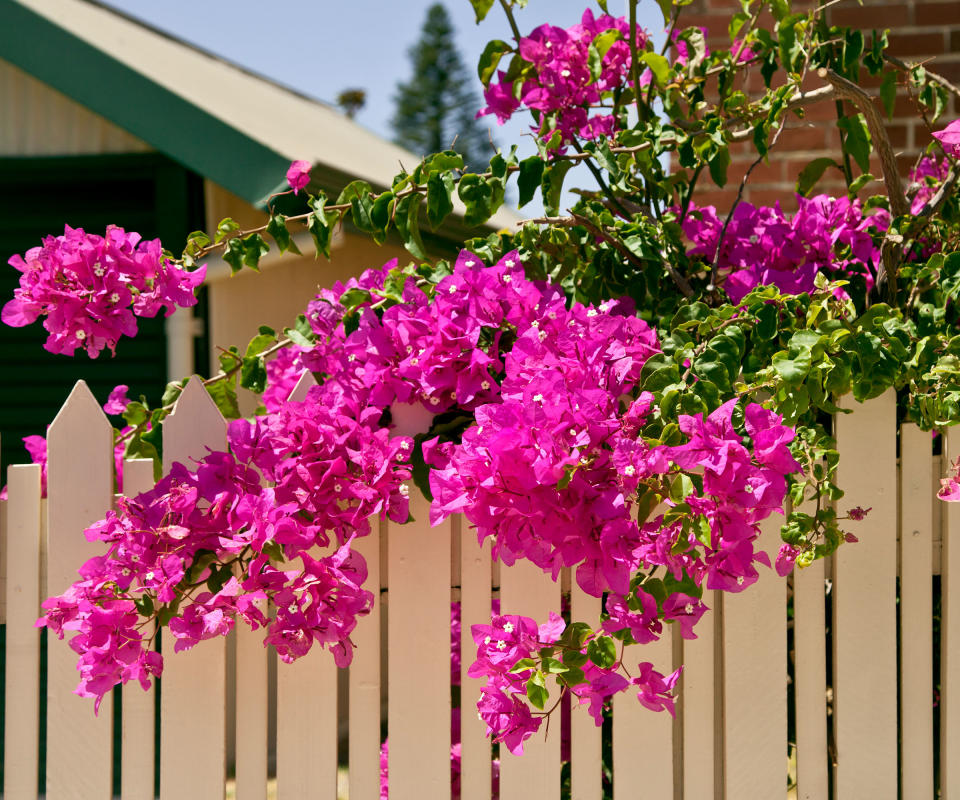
[1,0,521,231]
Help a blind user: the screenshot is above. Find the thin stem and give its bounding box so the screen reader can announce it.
[498,0,522,42]
[629,0,645,121]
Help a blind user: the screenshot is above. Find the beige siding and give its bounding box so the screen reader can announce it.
[204,183,413,413]
[0,57,150,155]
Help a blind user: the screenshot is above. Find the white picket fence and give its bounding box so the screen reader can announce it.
[0,381,954,799]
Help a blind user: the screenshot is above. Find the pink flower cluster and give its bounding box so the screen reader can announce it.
[43,248,800,733]
[469,612,680,754]
[40,383,413,708]
[478,10,647,145]
[3,225,205,357]
[682,196,889,302]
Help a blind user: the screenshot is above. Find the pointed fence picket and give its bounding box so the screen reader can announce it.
[160,376,229,800]
[833,392,898,798]
[3,463,41,800]
[120,458,159,800]
[45,380,115,800]
[3,381,958,799]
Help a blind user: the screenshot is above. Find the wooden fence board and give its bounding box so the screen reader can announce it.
[235,603,269,800]
[160,376,228,800]
[387,488,452,800]
[4,464,42,800]
[498,558,561,800]
[722,515,787,798]
[45,380,114,800]
[613,626,676,800]
[571,585,602,800]
[833,391,897,798]
[943,427,960,796]
[900,424,935,800]
[349,521,383,800]
[276,647,338,799]
[678,587,718,800]
[793,550,828,800]
[460,523,493,800]
[119,459,158,800]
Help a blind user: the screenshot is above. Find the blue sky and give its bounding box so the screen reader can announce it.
[97,0,666,213]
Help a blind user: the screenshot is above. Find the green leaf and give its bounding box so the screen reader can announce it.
[542,161,574,216]
[586,635,617,669]
[457,173,503,226]
[214,217,240,243]
[134,594,154,617]
[478,39,511,85]
[420,151,465,177]
[755,303,779,340]
[470,0,495,23]
[240,356,268,393]
[244,333,275,360]
[773,349,812,385]
[307,195,338,259]
[641,52,670,88]
[266,214,300,255]
[336,179,373,207]
[517,156,545,208]
[427,171,455,228]
[880,70,897,119]
[842,30,864,74]
[526,671,549,710]
[796,157,839,197]
[223,237,244,276]
[588,30,621,81]
[243,234,270,271]
[284,314,316,347]
[562,650,589,668]
[161,379,188,407]
[205,379,241,420]
[708,145,730,188]
[848,173,875,193]
[837,113,872,174]
[395,195,427,259]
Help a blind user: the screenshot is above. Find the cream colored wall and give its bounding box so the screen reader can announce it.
[0,57,150,155]
[204,182,412,414]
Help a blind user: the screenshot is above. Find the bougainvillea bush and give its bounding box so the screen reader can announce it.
[9,0,960,770]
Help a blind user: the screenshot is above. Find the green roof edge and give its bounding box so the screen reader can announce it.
[0,0,290,207]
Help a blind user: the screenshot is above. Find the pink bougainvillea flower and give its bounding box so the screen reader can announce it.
[932,119,960,157]
[103,384,131,415]
[286,160,312,194]
[847,505,871,521]
[3,225,205,357]
[775,543,799,577]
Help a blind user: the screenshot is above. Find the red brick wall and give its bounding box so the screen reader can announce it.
[678,0,960,209]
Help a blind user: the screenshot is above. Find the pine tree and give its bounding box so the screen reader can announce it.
[391,3,491,171]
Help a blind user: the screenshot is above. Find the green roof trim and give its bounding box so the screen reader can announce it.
[0,0,290,208]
